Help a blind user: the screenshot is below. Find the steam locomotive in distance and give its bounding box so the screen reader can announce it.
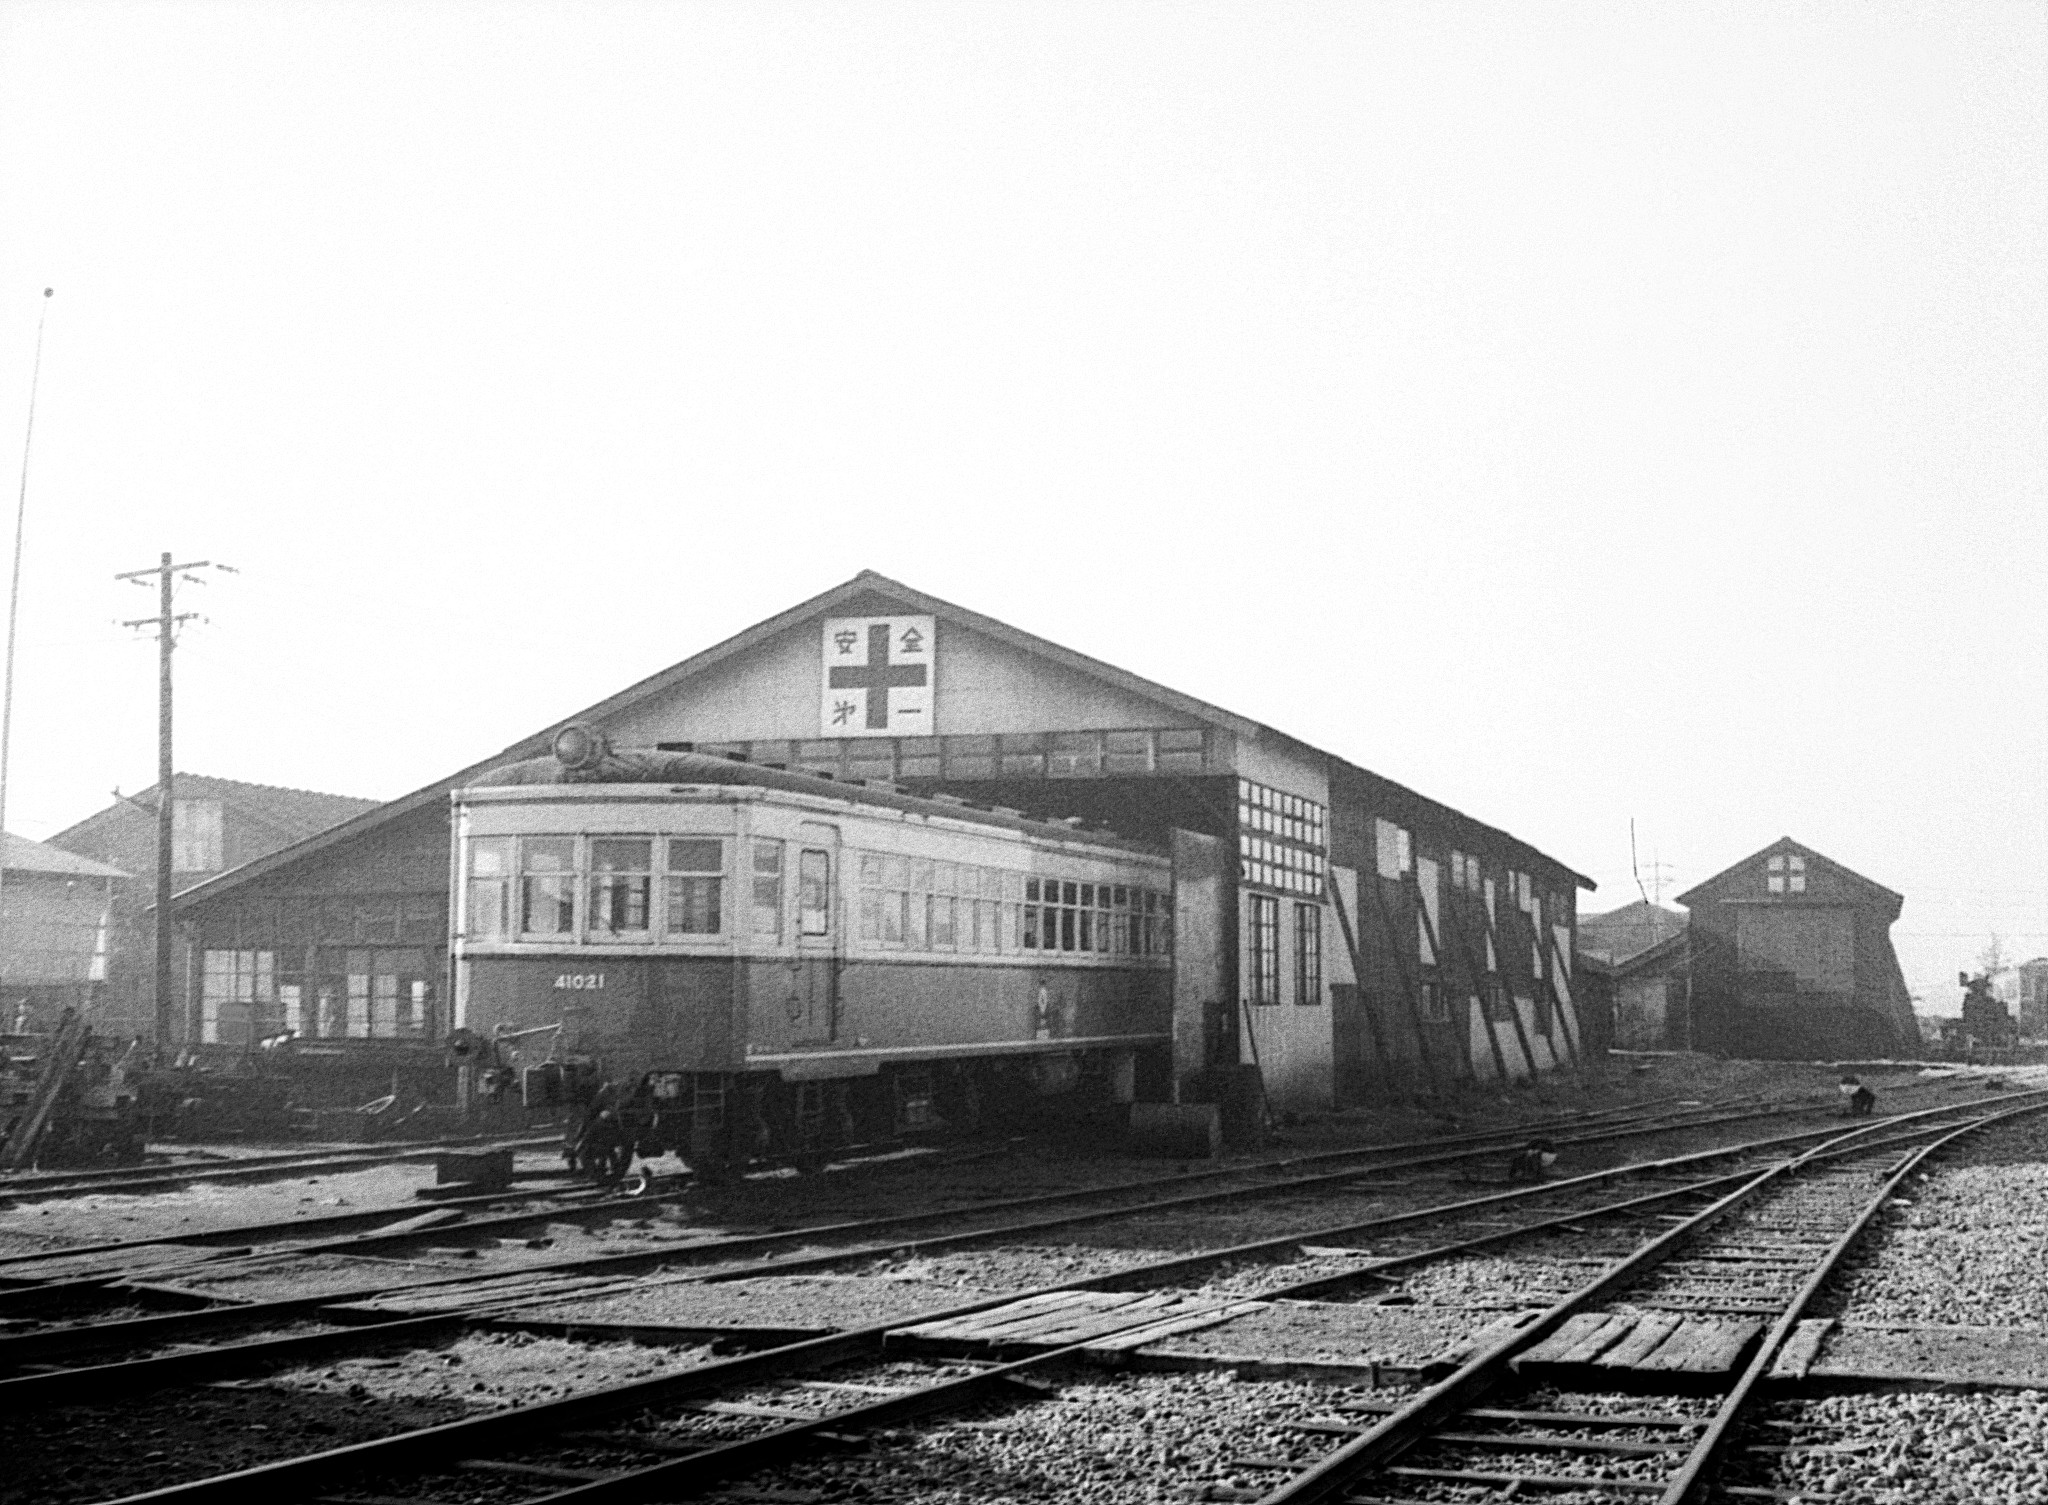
[450,727,1175,1179]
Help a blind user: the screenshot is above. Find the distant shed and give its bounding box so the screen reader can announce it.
[1577,901,1691,1051]
[1677,838,1917,1059]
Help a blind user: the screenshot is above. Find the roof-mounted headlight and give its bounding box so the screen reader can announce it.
[552,723,610,771]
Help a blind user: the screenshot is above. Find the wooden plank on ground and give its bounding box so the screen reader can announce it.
[1022,1294,1188,1346]
[1086,1300,1268,1355]
[1516,1311,1629,1368]
[897,1290,1109,1343]
[1596,1313,1685,1369]
[1555,1314,1642,1366]
[1770,1319,1835,1381]
[1432,1308,1546,1371]
[1639,1317,1764,1373]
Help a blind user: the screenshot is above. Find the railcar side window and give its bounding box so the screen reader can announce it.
[665,838,724,934]
[752,841,784,939]
[520,837,577,936]
[908,861,933,947]
[467,838,512,940]
[1141,890,1169,955]
[799,849,831,936]
[978,868,1006,953]
[880,856,909,944]
[589,838,652,935]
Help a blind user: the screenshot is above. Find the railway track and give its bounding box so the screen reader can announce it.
[0,1098,1691,1313]
[1246,1103,2048,1504]
[0,1092,1935,1367]
[0,1080,1973,1290]
[10,1089,2036,1503]
[0,1132,563,1203]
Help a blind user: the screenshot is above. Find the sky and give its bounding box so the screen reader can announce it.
[0,1,2040,1011]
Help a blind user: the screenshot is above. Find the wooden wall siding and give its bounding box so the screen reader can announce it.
[1680,843,1915,1058]
[1318,754,1588,1098]
[1736,906,1855,993]
[1436,881,1532,1084]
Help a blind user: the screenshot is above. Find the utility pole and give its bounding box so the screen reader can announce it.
[116,554,232,1050]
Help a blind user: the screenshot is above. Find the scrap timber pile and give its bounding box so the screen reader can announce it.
[2,1058,2047,1504]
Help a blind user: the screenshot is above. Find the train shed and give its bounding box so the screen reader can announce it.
[171,572,1593,1114]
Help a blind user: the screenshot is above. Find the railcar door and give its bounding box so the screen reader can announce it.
[795,822,842,1041]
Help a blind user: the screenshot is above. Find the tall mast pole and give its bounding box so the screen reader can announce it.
[0,289,54,963]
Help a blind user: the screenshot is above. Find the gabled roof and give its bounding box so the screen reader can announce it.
[48,775,378,853]
[2,831,127,879]
[1675,836,1903,912]
[1610,928,1689,980]
[172,570,1594,910]
[1578,900,1688,965]
[572,571,1268,742]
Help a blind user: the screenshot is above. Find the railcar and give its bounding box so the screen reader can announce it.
[451,730,1175,1178]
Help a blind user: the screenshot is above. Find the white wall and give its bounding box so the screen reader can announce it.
[1239,891,1335,1111]
[602,616,1204,746]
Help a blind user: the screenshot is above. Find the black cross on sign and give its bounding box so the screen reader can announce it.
[828,624,928,729]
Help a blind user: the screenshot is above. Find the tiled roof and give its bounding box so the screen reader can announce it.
[48,774,378,852]
[1,831,128,879]
[1578,900,1688,965]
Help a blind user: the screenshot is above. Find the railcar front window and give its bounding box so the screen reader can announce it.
[520,837,577,935]
[589,838,653,936]
[467,837,513,940]
[752,841,784,939]
[666,838,724,935]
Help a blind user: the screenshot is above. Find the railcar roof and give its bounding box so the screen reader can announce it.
[460,751,1168,859]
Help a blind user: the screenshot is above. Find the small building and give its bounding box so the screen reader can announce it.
[2020,960,2048,1039]
[0,832,126,1033]
[1576,901,1691,1050]
[1677,838,1917,1059]
[1988,959,2048,1040]
[44,776,378,1045]
[171,573,1595,1112]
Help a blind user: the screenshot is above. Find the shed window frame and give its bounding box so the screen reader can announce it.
[1294,902,1322,1006]
[1248,894,1280,1005]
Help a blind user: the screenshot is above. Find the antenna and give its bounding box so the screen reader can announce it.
[0,288,54,920]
